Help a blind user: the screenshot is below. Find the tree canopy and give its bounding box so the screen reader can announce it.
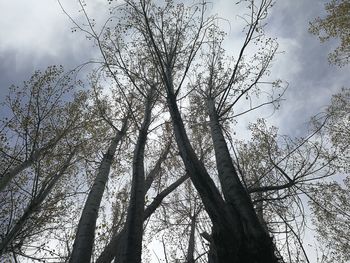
[0,0,349,262]
[309,0,350,66]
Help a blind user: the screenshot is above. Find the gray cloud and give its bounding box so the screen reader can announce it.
[1,0,348,133]
[263,0,350,136]
[0,0,103,99]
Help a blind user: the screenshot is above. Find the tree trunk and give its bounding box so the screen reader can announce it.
[96,174,189,263]
[69,119,127,263]
[165,91,242,262]
[144,141,171,191]
[0,159,35,192]
[186,214,196,263]
[202,231,217,263]
[207,97,278,262]
[119,90,154,263]
[253,173,269,232]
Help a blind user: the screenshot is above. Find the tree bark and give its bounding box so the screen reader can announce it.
[166,91,243,262]
[144,141,171,191]
[186,214,196,263]
[120,90,154,263]
[69,119,127,263]
[96,174,188,263]
[207,97,278,262]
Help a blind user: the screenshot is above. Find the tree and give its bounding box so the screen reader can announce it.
[236,118,336,262]
[116,1,281,262]
[308,87,350,262]
[310,178,350,263]
[2,0,349,262]
[0,66,84,191]
[0,149,76,253]
[0,66,90,261]
[309,0,350,66]
[60,0,284,261]
[319,87,350,172]
[309,0,350,250]
[69,115,128,263]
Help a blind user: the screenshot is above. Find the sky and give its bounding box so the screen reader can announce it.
[0,0,349,261]
[1,0,349,137]
[211,0,350,137]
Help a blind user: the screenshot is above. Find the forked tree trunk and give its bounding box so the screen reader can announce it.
[96,174,188,263]
[69,119,128,263]
[96,141,171,263]
[207,97,278,262]
[165,90,243,262]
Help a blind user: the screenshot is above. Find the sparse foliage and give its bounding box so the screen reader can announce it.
[0,1,349,263]
[309,0,350,66]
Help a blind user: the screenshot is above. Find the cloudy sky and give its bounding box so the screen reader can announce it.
[0,0,348,261]
[1,0,349,137]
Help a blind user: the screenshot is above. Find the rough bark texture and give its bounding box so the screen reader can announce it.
[120,91,153,263]
[69,120,127,263]
[207,98,278,262]
[96,174,188,263]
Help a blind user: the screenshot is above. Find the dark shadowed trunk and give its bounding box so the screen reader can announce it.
[207,97,278,262]
[186,214,196,263]
[201,231,217,263]
[69,119,128,263]
[165,90,244,262]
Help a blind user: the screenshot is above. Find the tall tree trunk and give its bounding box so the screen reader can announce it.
[186,214,196,263]
[207,97,278,262]
[165,91,243,262]
[96,174,188,263]
[0,151,75,255]
[120,90,154,263]
[96,140,172,263]
[69,119,128,263]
